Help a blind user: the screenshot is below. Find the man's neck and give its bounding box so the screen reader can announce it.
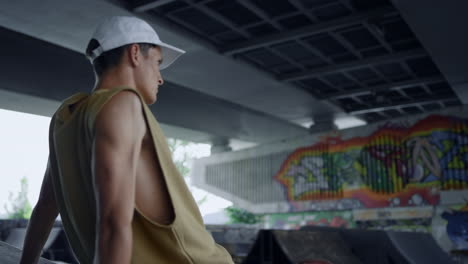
[93,67,137,92]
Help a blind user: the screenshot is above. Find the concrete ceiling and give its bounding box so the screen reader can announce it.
[0,0,466,147]
[392,0,468,105]
[126,0,461,123]
[0,0,339,146]
[0,24,308,145]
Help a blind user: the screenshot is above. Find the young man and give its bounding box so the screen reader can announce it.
[20,16,233,264]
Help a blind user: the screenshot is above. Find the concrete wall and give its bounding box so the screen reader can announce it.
[192,105,468,214]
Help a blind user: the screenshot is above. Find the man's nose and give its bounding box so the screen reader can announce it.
[158,77,164,86]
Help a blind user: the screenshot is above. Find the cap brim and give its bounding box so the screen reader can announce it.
[158,42,185,70]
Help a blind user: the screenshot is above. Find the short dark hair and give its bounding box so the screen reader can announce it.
[85,39,155,76]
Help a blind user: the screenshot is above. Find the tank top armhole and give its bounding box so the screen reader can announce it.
[134,205,174,229]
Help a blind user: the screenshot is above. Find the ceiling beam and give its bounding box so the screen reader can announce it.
[0,24,309,144]
[221,6,396,55]
[393,0,468,104]
[133,0,175,12]
[279,49,427,82]
[348,95,457,115]
[180,0,252,38]
[321,76,445,100]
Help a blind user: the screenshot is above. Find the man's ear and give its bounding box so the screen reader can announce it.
[128,43,141,67]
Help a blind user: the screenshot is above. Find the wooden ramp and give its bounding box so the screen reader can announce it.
[301,226,455,264]
[243,228,455,264]
[242,230,361,264]
[0,241,55,264]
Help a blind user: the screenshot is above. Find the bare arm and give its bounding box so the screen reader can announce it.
[92,91,146,264]
[20,160,59,264]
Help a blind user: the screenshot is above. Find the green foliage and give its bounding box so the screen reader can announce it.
[175,160,190,178]
[196,195,208,206]
[4,176,32,219]
[168,138,207,206]
[167,138,191,177]
[225,206,261,224]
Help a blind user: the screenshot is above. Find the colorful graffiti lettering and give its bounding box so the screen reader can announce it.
[275,115,468,208]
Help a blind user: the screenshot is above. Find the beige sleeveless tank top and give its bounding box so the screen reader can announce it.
[49,87,233,263]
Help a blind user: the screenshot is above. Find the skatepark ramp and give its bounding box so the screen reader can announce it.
[242,227,455,264]
[0,226,77,263]
[242,230,361,264]
[0,241,55,264]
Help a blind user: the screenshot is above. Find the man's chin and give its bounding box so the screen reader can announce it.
[148,96,157,105]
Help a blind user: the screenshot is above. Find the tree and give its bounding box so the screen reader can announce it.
[167,138,208,206]
[4,176,32,219]
[168,138,191,178]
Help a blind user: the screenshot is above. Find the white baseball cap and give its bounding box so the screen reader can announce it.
[87,16,185,70]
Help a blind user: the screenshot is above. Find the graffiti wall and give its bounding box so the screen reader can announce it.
[266,211,355,230]
[265,210,429,232]
[352,206,432,232]
[355,218,431,233]
[432,203,468,252]
[276,115,468,209]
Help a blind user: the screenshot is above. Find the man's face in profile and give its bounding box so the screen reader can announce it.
[136,45,164,105]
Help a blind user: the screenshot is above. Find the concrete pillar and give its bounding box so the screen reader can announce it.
[211,137,232,154]
[309,114,337,134]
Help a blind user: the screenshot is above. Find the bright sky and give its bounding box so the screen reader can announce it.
[0,108,231,218]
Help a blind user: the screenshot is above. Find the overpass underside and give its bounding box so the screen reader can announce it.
[1,0,468,149]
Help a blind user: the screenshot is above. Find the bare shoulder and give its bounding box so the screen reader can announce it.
[101,90,142,117]
[95,90,146,139]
